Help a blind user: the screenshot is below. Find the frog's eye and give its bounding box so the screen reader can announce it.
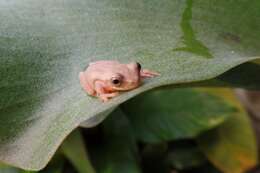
[112,79,120,85]
[111,75,122,86]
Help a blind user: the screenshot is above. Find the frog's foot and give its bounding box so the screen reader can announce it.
[140,69,160,78]
[98,92,119,102]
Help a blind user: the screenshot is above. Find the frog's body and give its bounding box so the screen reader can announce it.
[79,60,159,102]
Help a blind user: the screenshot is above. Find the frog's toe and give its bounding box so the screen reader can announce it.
[98,94,109,102]
[141,69,160,78]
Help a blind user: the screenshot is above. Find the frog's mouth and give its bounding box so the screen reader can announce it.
[112,83,140,91]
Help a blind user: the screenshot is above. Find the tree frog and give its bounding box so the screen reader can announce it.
[79,60,159,102]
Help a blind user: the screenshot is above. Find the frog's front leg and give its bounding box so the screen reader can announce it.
[79,72,95,96]
[94,81,119,102]
[140,69,160,78]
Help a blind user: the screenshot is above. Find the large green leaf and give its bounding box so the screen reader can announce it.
[0,0,260,170]
[121,88,236,143]
[197,89,258,173]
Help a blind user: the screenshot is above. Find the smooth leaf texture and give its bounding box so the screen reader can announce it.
[0,0,260,170]
[89,109,141,173]
[197,89,258,173]
[61,129,95,173]
[121,88,236,143]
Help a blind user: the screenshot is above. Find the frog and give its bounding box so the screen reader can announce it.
[79,60,159,102]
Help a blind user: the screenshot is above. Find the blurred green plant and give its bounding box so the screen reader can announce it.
[0,0,260,172]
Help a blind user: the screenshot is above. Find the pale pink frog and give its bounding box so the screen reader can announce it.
[79,60,159,102]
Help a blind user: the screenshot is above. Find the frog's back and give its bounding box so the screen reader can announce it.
[85,60,122,85]
[88,60,121,67]
[87,60,124,74]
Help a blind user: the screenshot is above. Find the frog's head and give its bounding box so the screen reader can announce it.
[107,62,142,91]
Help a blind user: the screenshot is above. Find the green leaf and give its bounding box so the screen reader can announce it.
[0,0,260,170]
[61,129,95,173]
[89,109,141,173]
[0,167,20,173]
[79,107,117,128]
[0,168,36,173]
[121,88,236,143]
[38,151,65,173]
[197,89,258,173]
[0,155,64,173]
[0,155,65,173]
